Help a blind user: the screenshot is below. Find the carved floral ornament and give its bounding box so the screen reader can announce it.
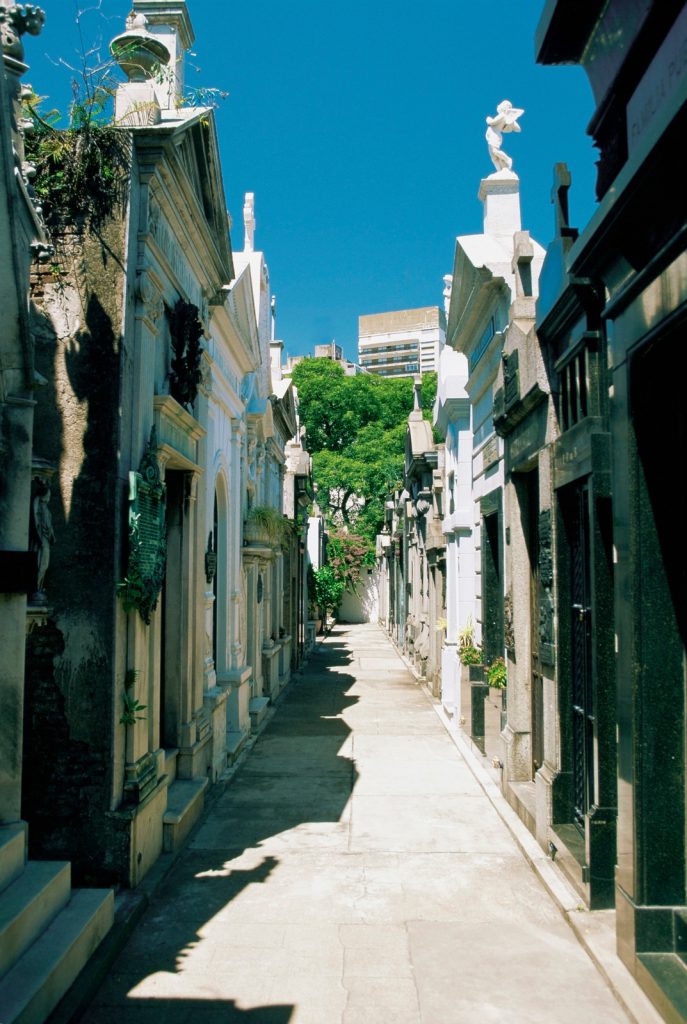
[0,2,52,243]
[0,4,45,61]
[168,299,204,411]
[136,271,164,324]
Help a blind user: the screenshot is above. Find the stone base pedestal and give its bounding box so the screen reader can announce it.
[176,732,211,780]
[262,643,281,702]
[278,635,292,689]
[249,696,269,732]
[534,760,556,849]
[502,721,531,783]
[478,170,521,236]
[107,779,167,887]
[441,645,460,721]
[203,686,229,781]
[218,666,252,742]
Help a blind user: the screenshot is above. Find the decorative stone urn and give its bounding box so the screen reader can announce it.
[110,11,170,82]
[243,518,272,548]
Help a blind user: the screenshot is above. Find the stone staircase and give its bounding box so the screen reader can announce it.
[0,824,113,1024]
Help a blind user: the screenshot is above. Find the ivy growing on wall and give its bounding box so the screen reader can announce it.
[23,87,130,235]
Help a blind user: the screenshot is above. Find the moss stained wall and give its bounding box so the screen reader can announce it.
[24,212,129,884]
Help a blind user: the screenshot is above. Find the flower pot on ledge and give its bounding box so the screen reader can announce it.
[243,520,271,546]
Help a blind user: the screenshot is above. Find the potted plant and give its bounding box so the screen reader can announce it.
[484,655,507,750]
[458,618,483,681]
[457,618,487,753]
[485,656,507,690]
[244,505,289,546]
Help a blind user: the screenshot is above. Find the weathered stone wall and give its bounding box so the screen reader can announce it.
[23,215,129,882]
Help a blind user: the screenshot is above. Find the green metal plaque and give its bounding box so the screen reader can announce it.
[117,427,167,624]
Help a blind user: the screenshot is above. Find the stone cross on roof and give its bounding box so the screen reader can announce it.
[512,231,534,299]
[551,163,576,239]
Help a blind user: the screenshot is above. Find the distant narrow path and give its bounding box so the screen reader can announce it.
[82,624,629,1023]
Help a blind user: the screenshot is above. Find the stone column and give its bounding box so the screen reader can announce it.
[502,474,532,782]
[0,396,34,823]
[0,1,46,825]
[228,420,243,671]
[177,471,203,772]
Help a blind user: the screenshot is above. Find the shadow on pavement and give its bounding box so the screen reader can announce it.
[77,627,359,1023]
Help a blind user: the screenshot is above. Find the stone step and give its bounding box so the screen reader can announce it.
[0,887,113,1024]
[0,825,26,896]
[0,860,71,979]
[164,747,179,785]
[162,777,208,853]
[226,730,247,764]
[249,696,270,731]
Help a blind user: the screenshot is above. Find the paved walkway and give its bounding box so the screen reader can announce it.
[82,624,630,1023]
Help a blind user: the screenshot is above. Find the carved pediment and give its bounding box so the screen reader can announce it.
[143,111,233,283]
[177,132,205,213]
[229,267,262,370]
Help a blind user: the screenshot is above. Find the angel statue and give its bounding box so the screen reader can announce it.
[485,100,524,173]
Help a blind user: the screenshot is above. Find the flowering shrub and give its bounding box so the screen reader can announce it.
[326,531,374,591]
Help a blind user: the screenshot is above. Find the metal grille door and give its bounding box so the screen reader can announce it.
[571,484,594,832]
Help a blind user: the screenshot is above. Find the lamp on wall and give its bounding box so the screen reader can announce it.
[295,473,310,509]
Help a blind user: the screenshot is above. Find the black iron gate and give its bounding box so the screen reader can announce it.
[571,483,594,833]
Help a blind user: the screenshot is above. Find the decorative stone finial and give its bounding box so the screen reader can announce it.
[485,100,524,174]
[110,9,170,82]
[443,274,452,317]
[244,192,255,251]
[413,375,422,411]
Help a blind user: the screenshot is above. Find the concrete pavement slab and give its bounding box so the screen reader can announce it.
[349,792,516,854]
[78,623,635,1024]
[409,918,629,1023]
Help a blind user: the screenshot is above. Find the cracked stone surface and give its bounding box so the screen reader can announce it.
[81,624,630,1023]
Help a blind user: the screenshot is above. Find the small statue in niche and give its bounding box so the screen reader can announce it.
[30,479,55,602]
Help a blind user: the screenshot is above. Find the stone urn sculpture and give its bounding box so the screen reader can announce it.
[110,12,170,83]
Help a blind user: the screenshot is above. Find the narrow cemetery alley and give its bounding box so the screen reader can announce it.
[75,625,641,1024]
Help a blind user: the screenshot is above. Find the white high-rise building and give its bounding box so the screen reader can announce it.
[358,306,445,377]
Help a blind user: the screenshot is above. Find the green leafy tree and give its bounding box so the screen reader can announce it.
[291,359,437,543]
[312,566,344,615]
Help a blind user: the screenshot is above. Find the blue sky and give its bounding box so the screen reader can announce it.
[28,1,597,363]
